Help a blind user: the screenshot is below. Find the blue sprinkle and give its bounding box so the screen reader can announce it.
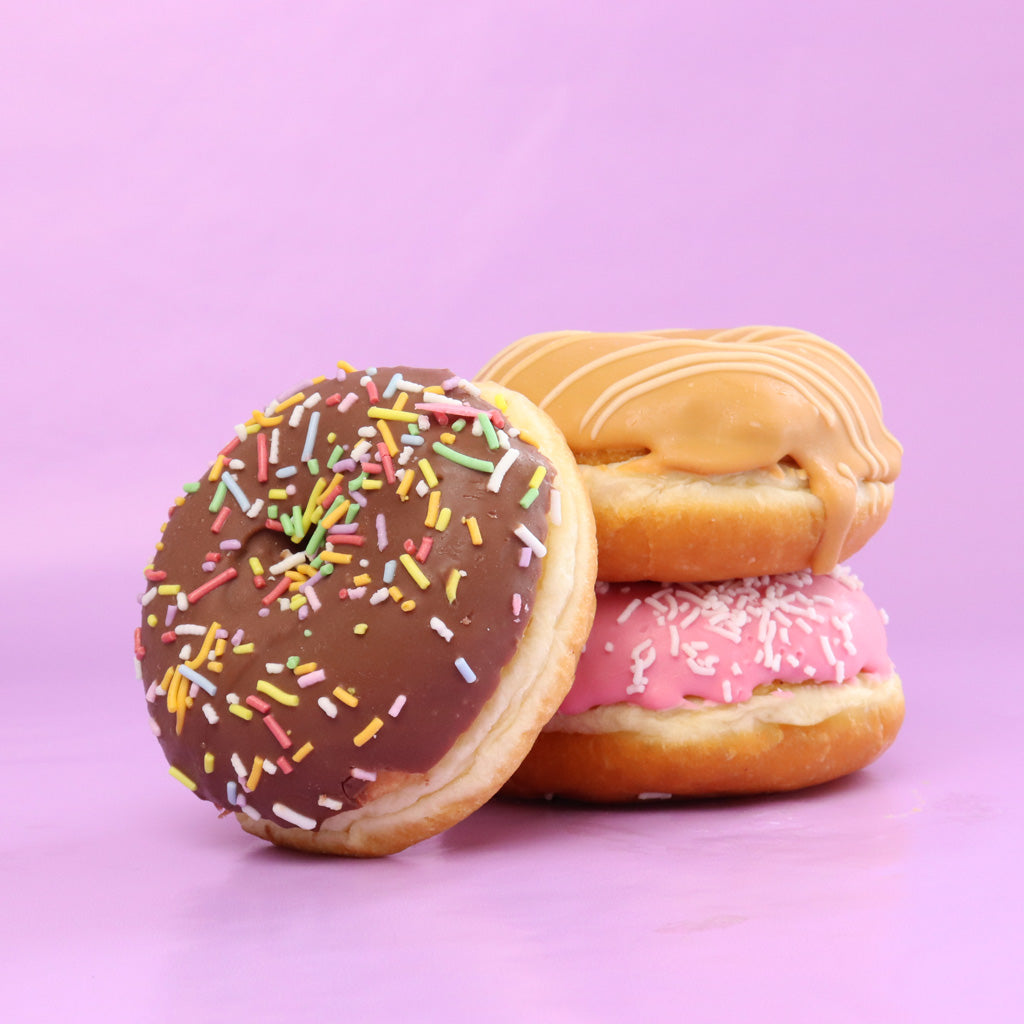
[179,664,217,696]
[301,410,320,462]
[383,559,397,584]
[220,471,251,512]
[275,465,298,479]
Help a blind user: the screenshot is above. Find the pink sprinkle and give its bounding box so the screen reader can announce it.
[263,714,292,749]
[246,695,271,713]
[338,392,359,412]
[512,593,522,616]
[518,547,533,568]
[276,756,293,774]
[188,567,238,603]
[376,513,388,551]
[297,669,326,688]
[363,377,379,403]
[231,629,245,645]
[219,539,242,550]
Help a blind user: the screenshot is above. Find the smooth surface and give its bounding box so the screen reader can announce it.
[3,3,1022,1021]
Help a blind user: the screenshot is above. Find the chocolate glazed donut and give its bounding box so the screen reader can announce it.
[135,365,596,855]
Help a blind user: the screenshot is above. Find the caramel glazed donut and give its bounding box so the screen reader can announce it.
[478,328,904,800]
[134,365,596,855]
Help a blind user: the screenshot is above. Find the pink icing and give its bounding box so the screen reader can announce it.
[561,568,892,715]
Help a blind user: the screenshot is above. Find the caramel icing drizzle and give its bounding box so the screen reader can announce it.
[479,327,902,573]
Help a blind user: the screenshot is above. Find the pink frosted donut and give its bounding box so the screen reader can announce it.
[503,568,904,801]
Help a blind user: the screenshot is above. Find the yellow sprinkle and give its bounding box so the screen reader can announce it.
[159,523,167,534]
[169,766,198,791]
[436,507,451,532]
[186,622,221,670]
[322,498,352,529]
[493,393,509,412]
[333,687,359,708]
[157,584,180,595]
[273,392,306,413]
[353,573,372,587]
[204,752,215,774]
[418,458,438,488]
[392,391,409,412]
[233,643,255,655]
[251,409,283,427]
[155,541,164,550]
[368,407,420,423]
[354,623,368,635]
[285,570,307,582]
[207,662,223,674]
[249,556,265,575]
[293,741,314,762]
[246,756,265,791]
[400,599,416,612]
[321,551,353,565]
[311,375,326,384]
[146,614,157,627]
[424,385,444,395]
[208,454,225,482]
[361,479,383,491]
[289,594,308,611]
[425,490,441,529]
[396,467,416,499]
[256,680,300,706]
[353,717,384,747]
[440,432,456,445]
[303,477,329,527]
[517,430,538,447]
[174,495,186,507]
[463,516,483,545]
[160,666,176,709]
[388,585,404,602]
[327,431,337,443]
[337,359,355,372]
[445,568,462,603]
[400,553,431,590]
[268,488,288,500]
[378,419,399,456]
[214,637,227,657]
[245,423,260,435]
[294,662,318,676]
[529,466,547,489]
[229,703,254,721]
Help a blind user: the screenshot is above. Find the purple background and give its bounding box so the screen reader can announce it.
[3,2,1021,1020]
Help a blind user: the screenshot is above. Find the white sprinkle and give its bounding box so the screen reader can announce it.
[549,488,562,526]
[240,804,261,821]
[288,404,305,428]
[202,703,219,724]
[234,423,247,442]
[369,588,390,605]
[351,767,377,782]
[731,662,743,676]
[174,624,207,636]
[269,551,307,575]
[269,428,280,464]
[265,662,284,674]
[273,803,317,830]
[149,716,161,737]
[388,694,407,717]
[836,660,846,683]
[317,696,338,718]
[722,679,733,703]
[669,623,680,657]
[230,752,247,779]
[318,796,343,811]
[140,587,158,607]
[262,760,277,775]
[617,598,643,624]
[880,608,890,625]
[487,448,520,493]
[514,524,547,557]
[246,498,265,519]
[819,635,837,666]
[302,392,322,408]
[803,665,816,677]
[604,642,615,653]
[430,617,454,642]
[178,644,192,661]
[415,479,430,498]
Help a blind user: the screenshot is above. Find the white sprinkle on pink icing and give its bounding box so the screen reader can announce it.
[561,569,892,715]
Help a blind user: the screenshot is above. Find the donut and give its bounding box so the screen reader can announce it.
[135,365,596,856]
[477,326,902,582]
[502,568,904,801]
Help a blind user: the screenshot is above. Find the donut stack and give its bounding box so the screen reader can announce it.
[477,327,905,801]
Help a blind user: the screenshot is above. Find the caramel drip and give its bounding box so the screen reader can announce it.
[478,327,902,573]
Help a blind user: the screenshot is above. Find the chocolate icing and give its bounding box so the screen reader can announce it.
[137,368,553,830]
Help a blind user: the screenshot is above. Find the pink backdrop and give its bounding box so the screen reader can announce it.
[3,2,1021,1020]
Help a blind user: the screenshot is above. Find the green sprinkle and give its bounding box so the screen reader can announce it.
[328,445,345,468]
[208,481,227,513]
[344,503,360,524]
[305,522,327,558]
[279,512,293,534]
[520,487,540,509]
[304,629,313,637]
[286,656,301,670]
[183,481,200,494]
[319,563,334,576]
[268,504,279,519]
[452,419,466,432]
[432,442,495,473]
[479,413,500,450]
[307,458,320,475]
